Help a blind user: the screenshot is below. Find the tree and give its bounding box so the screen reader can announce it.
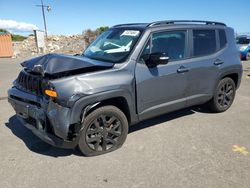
[0,28,9,34]
[95,26,109,35]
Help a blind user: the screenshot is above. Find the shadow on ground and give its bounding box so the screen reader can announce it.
[128,107,206,133]
[5,116,82,157]
[5,106,209,157]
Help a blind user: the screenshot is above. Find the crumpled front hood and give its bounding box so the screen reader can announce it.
[21,53,114,76]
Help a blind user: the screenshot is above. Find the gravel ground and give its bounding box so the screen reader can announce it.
[0,57,250,188]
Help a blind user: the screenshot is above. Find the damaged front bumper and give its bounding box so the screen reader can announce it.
[8,87,80,149]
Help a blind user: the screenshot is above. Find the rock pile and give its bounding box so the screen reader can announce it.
[13,34,96,58]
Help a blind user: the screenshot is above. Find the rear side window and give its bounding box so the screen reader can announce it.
[219,29,227,49]
[193,29,216,57]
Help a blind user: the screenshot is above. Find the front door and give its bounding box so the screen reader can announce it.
[135,30,189,120]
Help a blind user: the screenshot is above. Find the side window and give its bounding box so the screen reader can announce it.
[140,30,186,63]
[219,29,227,49]
[193,29,216,57]
[140,40,151,61]
[152,31,186,60]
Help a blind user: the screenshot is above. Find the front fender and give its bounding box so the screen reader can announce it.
[69,89,138,125]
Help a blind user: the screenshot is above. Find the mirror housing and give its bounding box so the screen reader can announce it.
[146,53,169,68]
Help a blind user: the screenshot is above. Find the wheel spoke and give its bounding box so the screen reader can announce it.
[226,85,233,92]
[87,136,100,143]
[225,82,230,92]
[93,119,100,129]
[218,95,223,100]
[100,115,106,122]
[226,90,233,96]
[102,139,107,151]
[224,83,227,92]
[87,129,98,135]
[112,121,121,130]
[106,138,116,144]
[220,100,224,105]
[218,90,224,95]
[107,116,116,126]
[225,94,232,101]
[94,139,101,151]
[224,99,230,106]
[108,129,121,137]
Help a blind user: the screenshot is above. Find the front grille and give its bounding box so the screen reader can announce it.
[16,70,42,95]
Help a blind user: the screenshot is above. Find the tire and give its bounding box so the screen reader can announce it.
[208,77,236,113]
[78,105,128,156]
[246,51,250,61]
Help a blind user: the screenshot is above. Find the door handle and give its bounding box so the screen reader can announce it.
[214,59,224,65]
[177,66,189,73]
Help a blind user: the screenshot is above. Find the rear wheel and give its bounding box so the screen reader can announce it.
[78,105,128,156]
[208,77,236,113]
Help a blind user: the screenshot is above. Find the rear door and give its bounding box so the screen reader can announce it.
[185,29,221,105]
[135,30,189,120]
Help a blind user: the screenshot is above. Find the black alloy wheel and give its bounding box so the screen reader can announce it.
[86,114,122,151]
[216,80,234,108]
[208,77,236,113]
[78,105,128,156]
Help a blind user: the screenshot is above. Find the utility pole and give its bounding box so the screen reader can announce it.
[36,0,51,38]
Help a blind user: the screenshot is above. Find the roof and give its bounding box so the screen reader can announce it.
[112,20,226,29]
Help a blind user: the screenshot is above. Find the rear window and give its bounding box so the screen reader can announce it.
[236,37,250,45]
[193,29,216,57]
[219,29,227,49]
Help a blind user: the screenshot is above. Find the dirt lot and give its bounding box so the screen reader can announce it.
[0,57,250,188]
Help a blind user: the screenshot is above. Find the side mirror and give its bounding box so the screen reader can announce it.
[146,53,169,68]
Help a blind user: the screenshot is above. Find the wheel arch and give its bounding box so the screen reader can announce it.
[218,68,242,89]
[85,97,131,124]
[221,73,239,87]
[70,89,138,126]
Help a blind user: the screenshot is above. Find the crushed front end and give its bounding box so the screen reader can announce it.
[8,54,114,149]
[8,69,79,148]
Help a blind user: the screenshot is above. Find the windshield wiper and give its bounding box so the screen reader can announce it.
[83,55,116,64]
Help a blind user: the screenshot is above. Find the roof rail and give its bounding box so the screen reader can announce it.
[148,20,226,27]
[112,23,147,28]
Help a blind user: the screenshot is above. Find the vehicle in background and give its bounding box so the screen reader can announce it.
[236,35,250,60]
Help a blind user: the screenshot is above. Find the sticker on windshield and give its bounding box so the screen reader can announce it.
[121,30,140,37]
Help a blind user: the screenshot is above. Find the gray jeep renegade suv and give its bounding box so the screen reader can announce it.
[8,20,242,156]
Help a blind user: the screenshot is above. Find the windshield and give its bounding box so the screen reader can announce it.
[236,37,250,45]
[83,28,141,63]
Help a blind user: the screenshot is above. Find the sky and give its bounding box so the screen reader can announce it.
[0,0,249,36]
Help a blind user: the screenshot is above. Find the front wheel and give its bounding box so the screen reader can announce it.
[208,77,236,113]
[78,105,128,156]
